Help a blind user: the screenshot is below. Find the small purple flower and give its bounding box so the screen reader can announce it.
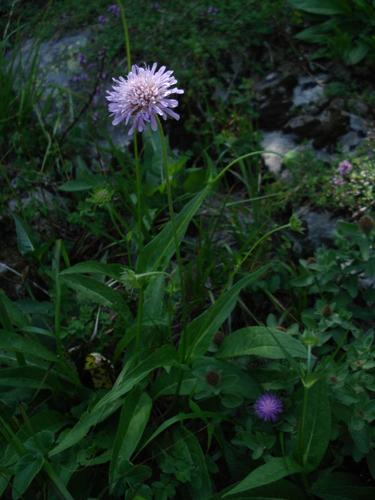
[107,4,121,17]
[98,15,108,25]
[332,175,345,186]
[338,160,353,176]
[77,52,87,66]
[207,6,219,15]
[71,74,86,84]
[106,63,184,135]
[254,393,283,422]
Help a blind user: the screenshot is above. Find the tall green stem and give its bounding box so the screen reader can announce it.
[156,118,187,350]
[134,134,143,244]
[118,0,143,244]
[53,239,63,357]
[135,287,144,354]
[210,150,282,185]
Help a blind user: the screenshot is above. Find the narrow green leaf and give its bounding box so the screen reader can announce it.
[12,453,44,499]
[59,180,97,192]
[109,390,152,490]
[137,187,210,273]
[0,330,59,363]
[183,266,271,361]
[0,292,28,329]
[60,261,123,280]
[223,457,301,496]
[61,274,131,319]
[289,0,350,15]
[13,215,36,255]
[295,380,331,471]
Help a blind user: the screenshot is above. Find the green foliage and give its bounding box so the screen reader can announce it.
[290,0,375,64]
[1,1,374,498]
[283,144,375,214]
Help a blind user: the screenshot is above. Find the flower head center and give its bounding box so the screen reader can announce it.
[130,81,159,108]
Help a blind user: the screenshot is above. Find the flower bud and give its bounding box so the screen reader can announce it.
[206,371,220,386]
[358,215,375,235]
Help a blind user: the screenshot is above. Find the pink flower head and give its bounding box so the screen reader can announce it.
[254,393,283,422]
[106,63,184,135]
[332,175,345,186]
[338,160,352,176]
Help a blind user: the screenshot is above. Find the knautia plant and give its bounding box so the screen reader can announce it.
[3,3,375,499]
[106,63,184,134]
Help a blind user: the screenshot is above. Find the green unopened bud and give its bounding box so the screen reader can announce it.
[302,331,319,347]
[289,214,303,233]
[358,215,375,235]
[213,331,225,346]
[89,187,113,206]
[206,371,220,386]
[321,305,332,318]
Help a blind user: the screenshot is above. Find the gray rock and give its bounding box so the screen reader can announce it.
[261,131,297,174]
[17,31,90,93]
[256,72,297,130]
[313,109,349,149]
[8,188,62,212]
[348,98,369,117]
[298,207,339,249]
[292,74,328,107]
[255,72,297,96]
[339,131,363,152]
[284,114,321,137]
[349,114,367,134]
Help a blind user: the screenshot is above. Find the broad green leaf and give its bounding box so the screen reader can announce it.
[217,327,307,360]
[137,186,210,273]
[223,457,301,496]
[61,274,131,319]
[311,471,375,500]
[183,266,271,361]
[49,345,176,457]
[295,20,334,43]
[181,428,212,499]
[13,215,36,255]
[344,43,369,65]
[60,261,123,280]
[109,390,152,491]
[213,479,306,499]
[289,0,351,15]
[12,452,44,499]
[143,274,167,325]
[295,380,331,471]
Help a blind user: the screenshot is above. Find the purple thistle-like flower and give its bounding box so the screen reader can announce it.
[338,160,353,176]
[254,393,283,422]
[106,63,184,135]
